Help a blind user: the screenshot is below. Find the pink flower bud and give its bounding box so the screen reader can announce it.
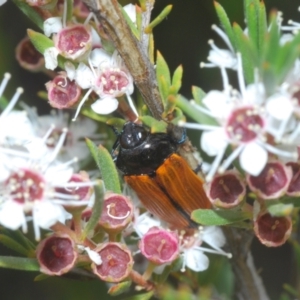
[206,170,246,208]
[99,193,133,233]
[46,73,81,109]
[254,212,292,247]
[139,227,179,265]
[16,37,44,72]
[36,234,77,275]
[247,161,292,199]
[54,24,92,61]
[286,162,300,196]
[92,242,133,282]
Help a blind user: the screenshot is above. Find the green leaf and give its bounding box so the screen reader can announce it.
[27,29,70,70]
[144,5,173,33]
[83,182,104,239]
[245,2,259,51]
[86,140,121,194]
[292,240,300,272]
[258,1,267,52]
[156,51,171,103]
[27,29,54,53]
[0,228,35,251]
[175,94,218,126]
[0,235,32,257]
[139,116,168,133]
[123,292,154,300]
[0,256,39,271]
[266,203,293,217]
[12,0,44,30]
[191,209,251,226]
[170,65,183,95]
[214,2,236,49]
[34,274,50,281]
[232,23,256,83]
[81,107,109,123]
[192,86,206,105]
[119,4,140,40]
[108,281,132,296]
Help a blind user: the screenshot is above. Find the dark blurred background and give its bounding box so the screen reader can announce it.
[0,0,298,299]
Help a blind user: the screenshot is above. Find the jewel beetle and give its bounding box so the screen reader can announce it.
[112,122,211,229]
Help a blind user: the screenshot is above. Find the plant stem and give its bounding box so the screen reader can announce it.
[82,0,164,119]
[222,227,270,300]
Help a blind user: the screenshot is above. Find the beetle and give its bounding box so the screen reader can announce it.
[112,122,211,229]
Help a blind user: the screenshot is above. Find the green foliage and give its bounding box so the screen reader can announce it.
[0,256,39,271]
[83,182,104,239]
[191,209,251,226]
[108,280,132,296]
[86,139,121,194]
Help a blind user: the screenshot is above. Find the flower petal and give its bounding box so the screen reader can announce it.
[43,17,63,37]
[240,143,268,176]
[75,63,94,89]
[91,98,119,115]
[266,94,293,120]
[185,249,209,272]
[202,226,226,248]
[201,129,227,156]
[0,201,25,230]
[44,47,59,70]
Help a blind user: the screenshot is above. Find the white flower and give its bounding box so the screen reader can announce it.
[44,47,59,70]
[180,54,297,180]
[180,226,231,272]
[71,49,134,120]
[26,109,104,165]
[0,127,94,240]
[0,0,7,6]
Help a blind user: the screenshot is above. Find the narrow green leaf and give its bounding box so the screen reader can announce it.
[0,235,32,257]
[34,274,50,281]
[232,23,256,83]
[83,182,104,238]
[291,241,300,272]
[0,256,39,271]
[0,228,36,251]
[156,51,171,102]
[258,1,267,52]
[119,4,140,40]
[86,140,121,194]
[245,3,259,51]
[81,108,109,123]
[214,2,236,49]
[27,29,70,70]
[27,29,54,53]
[171,65,183,94]
[175,94,218,126]
[163,94,176,117]
[123,292,154,300]
[12,0,44,30]
[144,5,173,33]
[191,209,251,226]
[192,86,206,105]
[139,116,168,133]
[108,281,132,296]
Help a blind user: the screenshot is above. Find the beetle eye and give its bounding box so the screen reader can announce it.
[120,123,148,149]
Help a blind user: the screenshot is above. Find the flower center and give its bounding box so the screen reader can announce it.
[98,69,129,95]
[226,107,264,143]
[5,168,45,204]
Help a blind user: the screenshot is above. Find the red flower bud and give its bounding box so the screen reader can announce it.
[247,161,292,199]
[36,234,77,275]
[92,242,133,282]
[254,212,292,247]
[206,170,246,208]
[286,162,300,196]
